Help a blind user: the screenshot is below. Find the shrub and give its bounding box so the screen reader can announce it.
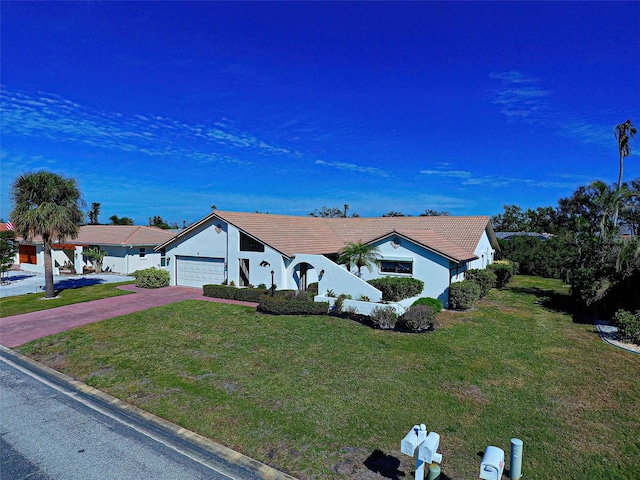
[449,280,480,310]
[398,305,436,332]
[369,305,398,330]
[132,267,170,289]
[307,282,319,295]
[257,283,267,290]
[367,277,424,302]
[412,297,443,314]
[333,294,347,313]
[487,261,516,288]
[203,284,237,299]
[613,310,640,345]
[257,297,329,315]
[464,269,497,298]
[234,288,268,302]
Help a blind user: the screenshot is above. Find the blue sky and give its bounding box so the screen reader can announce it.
[2,1,639,225]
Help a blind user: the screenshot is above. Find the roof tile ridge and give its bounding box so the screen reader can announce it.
[123,226,143,245]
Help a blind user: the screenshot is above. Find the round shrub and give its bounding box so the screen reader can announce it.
[369,305,398,330]
[449,280,480,310]
[132,267,170,289]
[412,297,443,314]
[487,261,515,288]
[398,305,435,332]
[613,309,640,345]
[464,269,497,298]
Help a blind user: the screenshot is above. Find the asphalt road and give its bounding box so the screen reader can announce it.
[0,354,235,480]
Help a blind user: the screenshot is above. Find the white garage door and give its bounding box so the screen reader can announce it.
[176,256,225,288]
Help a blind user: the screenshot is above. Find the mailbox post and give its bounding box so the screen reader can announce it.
[401,425,443,480]
[400,424,427,480]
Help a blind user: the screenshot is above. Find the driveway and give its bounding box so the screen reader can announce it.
[0,284,258,348]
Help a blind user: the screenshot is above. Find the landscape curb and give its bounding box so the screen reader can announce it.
[0,344,298,480]
[595,321,640,355]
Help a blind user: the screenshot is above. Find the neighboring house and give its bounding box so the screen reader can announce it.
[15,225,175,275]
[156,210,499,309]
[495,232,554,241]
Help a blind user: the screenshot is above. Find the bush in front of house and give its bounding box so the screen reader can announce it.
[613,309,640,345]
[398,304,436,332]
[132,267,170,289]
[203,284,237,300]
[369,305,398,330]
[449,280,481,310]
[257,296,329,315]
[412,297,443,314]
[464,269,497,298]
[367,277,424,302]
[487,260,517,288]
[234,287,269,302]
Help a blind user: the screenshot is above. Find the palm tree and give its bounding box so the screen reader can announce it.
[613,120,637,228]
[615,119,637,189]
[10,171,84,298]
[337,241,381,277]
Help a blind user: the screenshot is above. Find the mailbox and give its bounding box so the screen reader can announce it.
[400,424,427,456]
[479,446,504,480]
[418,431,443,464]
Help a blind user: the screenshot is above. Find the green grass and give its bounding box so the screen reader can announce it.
[0,281,134,317]
[17,276,640,479]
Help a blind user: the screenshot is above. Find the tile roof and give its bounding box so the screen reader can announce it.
[19,225,175,246]
[165,211,496,262]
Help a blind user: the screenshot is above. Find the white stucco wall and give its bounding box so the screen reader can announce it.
[468,230,495,270]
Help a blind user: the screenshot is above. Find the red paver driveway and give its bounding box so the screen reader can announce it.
[0,285,258,348]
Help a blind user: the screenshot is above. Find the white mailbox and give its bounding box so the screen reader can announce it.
[400,424,427,456]
[479,446,505,480]
[418,431,443,464]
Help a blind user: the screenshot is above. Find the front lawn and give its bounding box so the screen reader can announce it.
[0,281,134,317]
[17,276,640,479]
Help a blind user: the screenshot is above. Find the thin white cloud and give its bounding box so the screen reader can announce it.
[0,87,292,165]
[314,159,389,177]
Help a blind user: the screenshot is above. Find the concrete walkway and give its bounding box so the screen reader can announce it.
[0,285,258,348]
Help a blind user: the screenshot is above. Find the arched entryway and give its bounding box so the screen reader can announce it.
[292,261,317,291]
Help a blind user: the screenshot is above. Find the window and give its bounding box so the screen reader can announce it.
[239,232,264,252]
[139,247,146,258]
[381,261,413,274]
[160,249,168,267]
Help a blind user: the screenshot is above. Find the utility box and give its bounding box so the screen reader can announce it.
[479,446,504,480]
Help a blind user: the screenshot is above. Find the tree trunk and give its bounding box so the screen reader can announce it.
[43,237,56,298]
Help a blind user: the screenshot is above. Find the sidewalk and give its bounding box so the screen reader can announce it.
[0,285,258,348]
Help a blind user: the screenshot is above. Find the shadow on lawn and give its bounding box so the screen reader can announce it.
[363,450,452,480]
[54,278,106,293]
[506,285,593,325]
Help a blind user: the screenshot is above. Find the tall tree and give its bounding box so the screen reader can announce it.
[87,202,101,224]
[337,241,381,277]
[613,119,637,227]
[10,171,84,298]
[614,119,637,189]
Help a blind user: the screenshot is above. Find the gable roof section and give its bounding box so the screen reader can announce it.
[20,225,175,246]
[365,229,478,263]
[158,210,496,261]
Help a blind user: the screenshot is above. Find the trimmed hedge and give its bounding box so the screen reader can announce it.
[257,296,329,315]
[412,297,443,314]
[203,284,268,302]
[367,277,424,302]
[132,267,170,289]
[464,269,497,298]
[203,284,237,300]
[449,280,480,310]
[398,305,435,332]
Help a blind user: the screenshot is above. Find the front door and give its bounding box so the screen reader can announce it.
[239,258,250,287]
[299,263,308,291]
